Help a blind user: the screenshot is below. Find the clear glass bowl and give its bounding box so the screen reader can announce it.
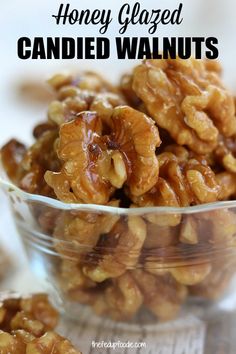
[1,173,236,325]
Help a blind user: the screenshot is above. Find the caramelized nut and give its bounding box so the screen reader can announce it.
[132,58,236,154]
[45,106,160,203]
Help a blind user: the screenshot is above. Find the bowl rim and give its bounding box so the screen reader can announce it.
[1,176,236,215]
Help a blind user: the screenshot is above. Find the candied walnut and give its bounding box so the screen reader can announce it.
[131,149,219,227]
[108,106,160,196]
[45,106,160,203]
[10,311,45,337]
[174,208,236,249]
[132,58,236,154]
[48,71,116,94]
[144,226,211,285]
[0,294,81,353]
[213,135,236,173]
[170,263,212,286]
[90,92,125,128]
[48,88,125,127]
[20,294,58,331]
[93,272,143,321]
[12,329,36,344]
[144,223,178,249]
[218,152,236,173]
[14,128,60,196]
[132,270,187,321]
[179,216,199,245]
[33,122,57,139]
[0,293,58,334]
[53,200,120,258]
[159,151,220,206]
[21,129,59,173]
[145,257,211,285]
[181,216,203,242]
[0,330,25,354]
[190,258,236,300]
[204,59,222,75]
[54,212,102,254]
[120,74,140,108]
[216,172,236,200]
[144,211,181,228]
[47,71,124,126]
[27,331,82,354]
[74,71,116,93]
[37,208,60,234]
[199,209,236,244]
[164,144,190,162]
[66,284,106,305]
[212,210,236,244]
[83,216,146,282]
[4,62,236,325]
[143,225,179,276]
[45,111,110,204]
[132,150,219,209]
[59,260,96,293]
[47,73,73,90]
[1,139,26,183]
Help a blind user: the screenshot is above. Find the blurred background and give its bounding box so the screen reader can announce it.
[0,0,236,289]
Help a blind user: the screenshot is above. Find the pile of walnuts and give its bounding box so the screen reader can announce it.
[0,293,81,353]
[2,58,236,322]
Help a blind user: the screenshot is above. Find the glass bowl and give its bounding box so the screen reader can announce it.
[1,173,236,325]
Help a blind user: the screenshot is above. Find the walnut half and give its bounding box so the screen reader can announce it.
[0,293,81,354]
